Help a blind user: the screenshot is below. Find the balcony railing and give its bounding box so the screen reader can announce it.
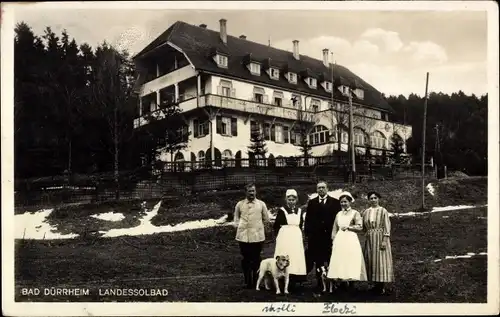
[202,94,316,122]
[134,98,197,128]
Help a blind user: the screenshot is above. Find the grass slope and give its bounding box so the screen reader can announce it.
[15,206,487,302]
[36,177,487,235]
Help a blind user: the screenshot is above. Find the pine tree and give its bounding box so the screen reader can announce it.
[390,134,405,164]
[248,123,267,167]
[296,108,313,166]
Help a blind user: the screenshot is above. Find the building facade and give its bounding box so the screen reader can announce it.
[132,19,412,167]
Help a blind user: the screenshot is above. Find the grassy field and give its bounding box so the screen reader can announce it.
[14,177,488,302]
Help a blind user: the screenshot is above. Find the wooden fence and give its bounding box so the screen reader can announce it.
[14,159,435,210]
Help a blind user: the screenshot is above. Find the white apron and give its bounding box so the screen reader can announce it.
[327,210,367,281]
[274,207,307,276]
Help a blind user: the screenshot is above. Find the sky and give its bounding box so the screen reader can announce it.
[11,4,489,97]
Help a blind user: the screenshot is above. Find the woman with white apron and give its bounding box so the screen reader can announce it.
[273,189,307,290]
[327,191,367,284]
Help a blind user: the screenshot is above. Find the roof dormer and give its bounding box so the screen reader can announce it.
[301,69,318,89]
[210,47,229,69]
[263,58,280,80]
[321,80,333,92]
[243,53,261,76]
[287,72,297,84]
[319,73,333,92]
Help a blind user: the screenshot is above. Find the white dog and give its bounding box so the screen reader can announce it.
[255,255,290,294]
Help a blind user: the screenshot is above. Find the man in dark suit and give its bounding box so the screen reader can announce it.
[304,180,342,293]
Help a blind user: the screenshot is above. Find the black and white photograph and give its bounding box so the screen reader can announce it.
[2,1,499,316]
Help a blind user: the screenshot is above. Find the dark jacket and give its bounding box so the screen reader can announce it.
[273,205,304,236]
[304,195,341,243]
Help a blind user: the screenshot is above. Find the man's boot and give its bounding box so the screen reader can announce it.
[315,269,324,294]
[242,259,251,289]
[250,260,260,288]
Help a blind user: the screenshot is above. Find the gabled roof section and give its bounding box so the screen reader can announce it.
[135,21,393,113]
[133,22,181,60]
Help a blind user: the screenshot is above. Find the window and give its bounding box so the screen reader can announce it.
[288,72,297,84]
[324,81,333,92]
[218,80,234,97]
[275,125,284,143]
[310,99,321,112]
[284,126,290,143]
[193,119,209,137]
[307,78,317,88]
[198,150,205,161]
[272,91,284,107]
[371,131,387,149]
[221,87,231,96]
[308,125,330,146]
[355,88,365,100]
[254,93,263,103]
[270,68,280,80]
[250,63,261,75]
[217,55,228,68]
[216,116,238,136]
[176,126,189,142]
[354,128,367,146]
[222,149,234,167]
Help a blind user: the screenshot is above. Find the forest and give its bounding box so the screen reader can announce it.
[13,22,488,179]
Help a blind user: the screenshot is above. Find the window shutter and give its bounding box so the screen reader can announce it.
[203,121,209,136]
[263,95,269,104]
[271,124,276,142]
[284,126,289,143]
[216,116,222,134]
[193,119,199,137]
[217,86,223,95]
[230,88,236,98]
[231,117,238,136]
[264,123,270,140]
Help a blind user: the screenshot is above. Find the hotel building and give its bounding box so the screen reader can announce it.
[132,19,412,167]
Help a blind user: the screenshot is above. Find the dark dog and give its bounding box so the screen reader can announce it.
[317,265,334,293]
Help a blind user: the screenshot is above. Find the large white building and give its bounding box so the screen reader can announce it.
[132,19,412,168]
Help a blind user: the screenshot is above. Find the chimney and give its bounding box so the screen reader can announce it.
[219,18,227,44]
[199,24,207,29]
[322,48,329,67]
[239,35,247,40]
[293,40,299,60]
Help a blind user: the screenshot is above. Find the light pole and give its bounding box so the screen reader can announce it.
[348,86,355,183]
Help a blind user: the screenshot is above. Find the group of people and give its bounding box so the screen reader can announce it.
[232,181,394,296]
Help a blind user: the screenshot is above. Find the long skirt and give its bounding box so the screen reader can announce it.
[364,229,394,282]
[327,231,367,281]
[274,225,307,276]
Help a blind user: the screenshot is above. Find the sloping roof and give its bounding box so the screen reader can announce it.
[134,21,393,113]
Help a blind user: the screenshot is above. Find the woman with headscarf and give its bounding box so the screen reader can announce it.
[273,189,307,290]
[362,191,394,295]
[327,191,367,284]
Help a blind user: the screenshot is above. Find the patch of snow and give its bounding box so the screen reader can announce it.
[15,209,79,240]
[426,183,435,196]
[101,201,232,238]
[91,212,125,222]
[389,205,483,217]
[436,252,486,261]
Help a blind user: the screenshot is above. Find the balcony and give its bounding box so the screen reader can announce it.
[134,98,197,128]
[202,94,316,122]
[138,65,196,97]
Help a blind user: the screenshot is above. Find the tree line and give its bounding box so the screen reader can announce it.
[13,22,488,180]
